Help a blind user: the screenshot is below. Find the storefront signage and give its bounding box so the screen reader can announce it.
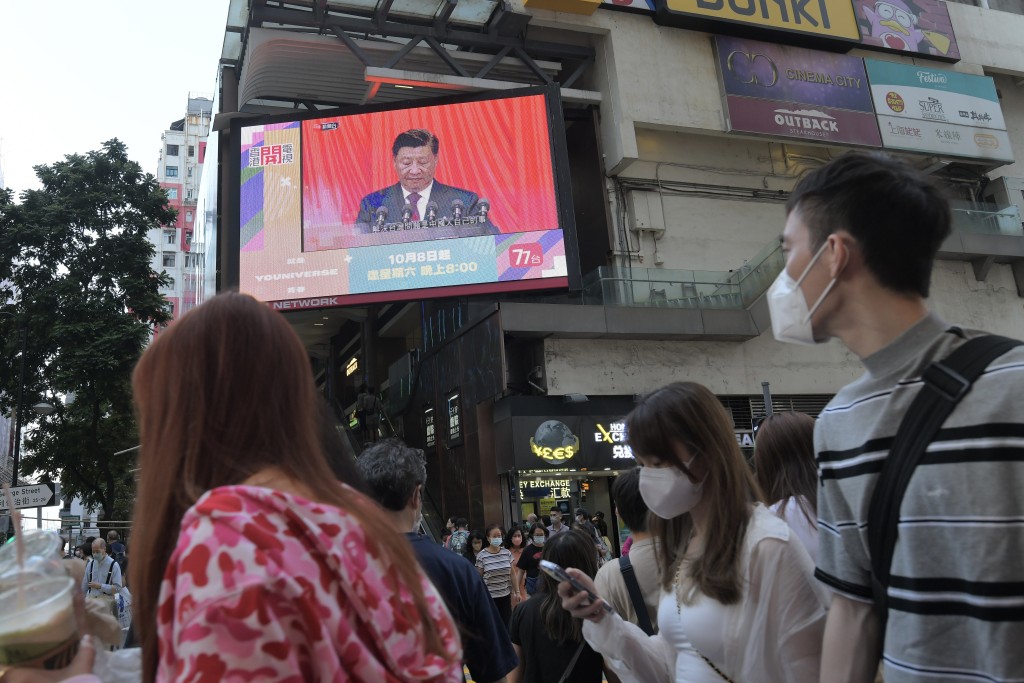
[446,391,462,444]
[656,0,861,45]
[530,420,581,462]
[866,59,1012,162]
[716,36,881,147]
[852,0,958,61]
[865,60,1005,130]
[423,405,436,449]
[593,421,635,459]
[735,430,755,448]
[519,478,573,499]
[876,116,1014,163]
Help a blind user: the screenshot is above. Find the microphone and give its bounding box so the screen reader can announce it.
[402,203,414,222]
[426,201,438,222]
[477,198,490,222]
[374,205,388,229]
[451,199,464,220]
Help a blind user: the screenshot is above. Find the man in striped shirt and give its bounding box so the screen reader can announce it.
[768,152,1024,682]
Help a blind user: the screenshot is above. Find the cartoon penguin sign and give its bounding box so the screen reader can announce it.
[855,0,959,61]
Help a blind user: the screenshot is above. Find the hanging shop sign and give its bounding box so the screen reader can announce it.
[656,0,861,48]
[851,0,958,61]
[715,36,881,147]
[865,59,1013,163]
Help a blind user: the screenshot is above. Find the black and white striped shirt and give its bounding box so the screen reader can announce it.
[815,313,1024,683]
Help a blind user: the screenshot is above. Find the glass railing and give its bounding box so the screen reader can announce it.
[581,237,784,310]
[950,201,1023,237]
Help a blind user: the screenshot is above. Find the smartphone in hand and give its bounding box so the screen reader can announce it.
[539,560,615,614]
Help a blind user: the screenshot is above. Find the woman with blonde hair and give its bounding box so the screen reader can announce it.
[127,292,461,681]
[557,382,829,682]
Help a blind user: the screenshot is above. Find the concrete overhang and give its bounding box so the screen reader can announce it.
[499,299,769,341]
[238,29,599,109]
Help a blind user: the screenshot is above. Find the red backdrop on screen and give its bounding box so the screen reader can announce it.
[301,94,558,236]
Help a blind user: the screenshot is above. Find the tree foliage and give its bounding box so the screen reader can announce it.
[0,139,174,520]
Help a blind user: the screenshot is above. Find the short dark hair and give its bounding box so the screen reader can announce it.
[611,467,649,533]
[392,129,439,157]
[786,152,951,298]
[575,507,589,518]
[356,438,426,512]
[456,517,468,529]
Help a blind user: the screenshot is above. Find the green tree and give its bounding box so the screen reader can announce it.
[0,139,174,521]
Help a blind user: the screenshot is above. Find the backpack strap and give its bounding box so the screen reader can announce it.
[867,334,1021,647]
[618,554,655,636]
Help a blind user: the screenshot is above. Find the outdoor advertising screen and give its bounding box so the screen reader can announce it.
[232,87,577,309]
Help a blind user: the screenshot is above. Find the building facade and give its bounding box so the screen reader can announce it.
[151,96,213,323]
[201,0,1024,537]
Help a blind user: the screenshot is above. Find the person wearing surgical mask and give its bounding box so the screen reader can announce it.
[477,524,514,625]
[555,382,830,682]
[515,523,549,598]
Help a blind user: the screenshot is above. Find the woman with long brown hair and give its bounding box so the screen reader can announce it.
[129,292,461,681]
[509,529,608,683]
[753,411,820,562]
[556,382,829,682]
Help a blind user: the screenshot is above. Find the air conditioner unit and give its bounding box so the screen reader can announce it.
[624,190,666,237]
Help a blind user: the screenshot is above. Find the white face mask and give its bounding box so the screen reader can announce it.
[639,458,706,519]
[767,241,837,346]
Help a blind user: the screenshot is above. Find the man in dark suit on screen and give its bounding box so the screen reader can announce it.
[356,129,499,234]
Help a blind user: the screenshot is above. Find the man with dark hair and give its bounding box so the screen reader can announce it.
[769,151,1024,682]
[356,129,497,233]
[593,468,660,632]
[356,439,516,683]
[546,507,568,536]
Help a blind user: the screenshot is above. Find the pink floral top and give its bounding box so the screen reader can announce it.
[155,485,463,682]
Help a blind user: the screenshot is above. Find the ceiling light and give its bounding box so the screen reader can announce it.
[394,84,414,89]
[314,323,325,327]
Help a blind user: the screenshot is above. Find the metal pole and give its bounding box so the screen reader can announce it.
[761,381,774,417]
[11,325,28,487]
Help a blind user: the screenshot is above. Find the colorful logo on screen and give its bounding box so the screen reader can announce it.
[248,143,295,168]
[530,420,580,462]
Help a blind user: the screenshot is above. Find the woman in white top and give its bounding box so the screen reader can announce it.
[753,411,820,563]
[557,382,830,682]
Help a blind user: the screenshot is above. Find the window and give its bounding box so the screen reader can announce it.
[166,144,179,156]
[165,188,178,200]
[165,166,178,178]
[187,167,193,177]
[184,253,200,268]
[164,229,176,245]
[188,145,195,157]
[162,254,175,268]
[185,211,193,223]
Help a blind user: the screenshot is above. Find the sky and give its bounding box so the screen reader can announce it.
[0,1,230,197]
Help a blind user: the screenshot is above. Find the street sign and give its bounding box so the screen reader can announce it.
[0,483,58,512]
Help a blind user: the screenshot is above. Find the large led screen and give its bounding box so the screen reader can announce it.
[235,89,575,309]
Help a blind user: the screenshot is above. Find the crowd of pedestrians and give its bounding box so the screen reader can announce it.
[5,152,1022,682]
